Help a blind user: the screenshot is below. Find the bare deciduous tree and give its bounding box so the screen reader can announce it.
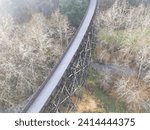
[95,0,150,112]
[0,11,74,112]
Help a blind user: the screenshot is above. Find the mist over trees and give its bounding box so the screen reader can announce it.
[60,0,88,27]
[0,0,60,23]
[0,0,88,26]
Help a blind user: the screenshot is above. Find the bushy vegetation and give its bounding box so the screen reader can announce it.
[98,0,115,10]
[94,0,150,112]
[128,0,150,6]
[60,0,89,27]
[0,11,73,112]
[97,0,150,10]
[84,69,128,113]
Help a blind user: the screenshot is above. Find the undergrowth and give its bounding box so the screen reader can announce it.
[94,0,150,112]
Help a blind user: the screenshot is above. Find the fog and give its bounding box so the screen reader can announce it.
[0,0,54,23]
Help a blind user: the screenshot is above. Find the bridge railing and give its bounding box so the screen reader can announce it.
[22,0,97,113]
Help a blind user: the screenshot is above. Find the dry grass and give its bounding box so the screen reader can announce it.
[96,0,150,30]
[0,11,74,112]
[95,0,150,72]
[76,90,105,113]
[94,0,150,112]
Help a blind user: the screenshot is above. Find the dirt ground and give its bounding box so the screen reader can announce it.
[76,91,105,113]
